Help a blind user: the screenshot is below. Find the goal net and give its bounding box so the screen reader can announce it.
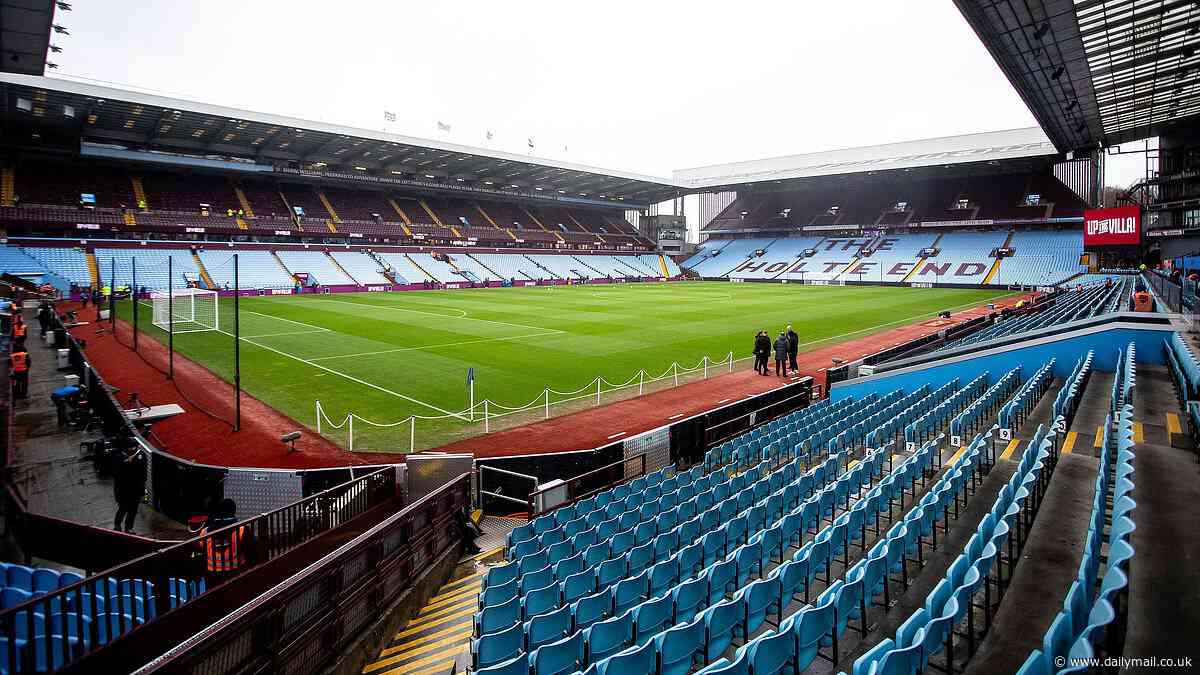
[151,288,219,334]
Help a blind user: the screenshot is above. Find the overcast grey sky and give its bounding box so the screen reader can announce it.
[47,0,1145,187]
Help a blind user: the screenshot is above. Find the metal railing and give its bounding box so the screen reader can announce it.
[527,453,647,516]
[0,466,397,673]
[134,473,471,675]
[479,465,539,511]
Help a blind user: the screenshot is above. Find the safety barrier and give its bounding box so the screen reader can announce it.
[315,351,736,453]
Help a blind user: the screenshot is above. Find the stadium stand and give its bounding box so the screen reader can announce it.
[728,237,823,280]
[275,251,356,286]
[995,230,1086,286]
[945,278,1133,351]
[18,247,91,287]
[329,251,394,285]
[471,253,541,281]
[198,249,295,289]
[94,248,200,290]
[691,239,776,278]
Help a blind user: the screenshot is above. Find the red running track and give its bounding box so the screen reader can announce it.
[70,293,1028,467]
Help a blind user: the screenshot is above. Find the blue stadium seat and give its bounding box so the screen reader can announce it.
[584,609,633,664]
[653,617,704,675]
[531,631,584,675]
[473,622,524,670]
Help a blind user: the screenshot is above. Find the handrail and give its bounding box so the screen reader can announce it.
[527,453,648,516]
[0,465,397,673]
[133,472,471,675]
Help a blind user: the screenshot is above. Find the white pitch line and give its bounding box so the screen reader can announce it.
[308,331,563,362]
[607,432,627,440]
[215,328,465,419]
[242,329,331,339]
[240,309,332,332]
[307,297,566,334]
[667,413,685,420]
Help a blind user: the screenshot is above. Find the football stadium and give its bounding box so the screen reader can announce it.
[0,1,1198,674]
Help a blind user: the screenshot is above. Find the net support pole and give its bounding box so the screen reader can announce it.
[410,418,415,453]
[315,401,322,434]
[729,351,733,373]
[110,257,116,327]
[639,370,644,396]
[704,356,708,380]
[673,362,679,387]
[544,389,550,419]
[484,401,489,433]
[132,257,138,354]
[596,378,601,405]
[349,414,354,452]
[168,257,173,379]
[234,254,241,432]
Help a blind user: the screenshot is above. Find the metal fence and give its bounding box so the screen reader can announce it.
[135,473,470,675]
[0,466,397,673]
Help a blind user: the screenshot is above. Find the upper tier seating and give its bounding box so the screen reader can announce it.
[140,173,238,214]
[198,250,294,290]
[276,251,355,285]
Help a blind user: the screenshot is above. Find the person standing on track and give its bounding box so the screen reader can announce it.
[753,330,770,375]
[9,347,30,399]
[112,443,147,533]
[774,330,789,377]
[786,324,799,374]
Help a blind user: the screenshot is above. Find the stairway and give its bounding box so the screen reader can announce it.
[121,211,137,227]
[85,250,100,288]
[130,176,149,210]
[387,198,415,236]
[326,252,359,284]
[418,200,444,227]
[901,233,944,283]
[235,217,249,230]
[271,252,298,284]
[982,232,1014,285]
[522,207,564,243]
[233,183,256,218]
[1,166,14,206]
[192,252,216,289]
[466,253,503,280]
[316,190,341,223]
[475,204,518,241]
[404,254,437,282]
[567,211,604,244]
[658,254,671,277]
[363,515,522,675]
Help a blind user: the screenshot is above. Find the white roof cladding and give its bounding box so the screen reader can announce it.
[672,126,1057,189]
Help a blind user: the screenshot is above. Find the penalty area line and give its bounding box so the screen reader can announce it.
[215,328,466,420]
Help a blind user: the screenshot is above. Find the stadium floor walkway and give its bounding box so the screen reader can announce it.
[8,308,187,546]
[966,382,1100,675]
[1122,365,1200,668]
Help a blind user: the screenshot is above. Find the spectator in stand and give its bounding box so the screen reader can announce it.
[112,443,147,532]
[774,331,789,377]
[786,325,799,374]
[753,330,770,376]
[9,346,30,399]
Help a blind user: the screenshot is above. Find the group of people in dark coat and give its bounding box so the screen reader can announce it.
[753,325,799,376]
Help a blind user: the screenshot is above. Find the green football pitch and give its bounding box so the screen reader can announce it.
[117,282,1012,453]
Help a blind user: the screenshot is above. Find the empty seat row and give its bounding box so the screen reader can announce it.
[852,420,1063,675]
[1017,377,1138,673]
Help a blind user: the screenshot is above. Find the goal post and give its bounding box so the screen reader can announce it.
[150,288,219,334]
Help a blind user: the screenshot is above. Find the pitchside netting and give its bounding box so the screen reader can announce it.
[150,288,219,334]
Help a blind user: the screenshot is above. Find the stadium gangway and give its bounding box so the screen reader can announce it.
[1052,351,1094,429]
